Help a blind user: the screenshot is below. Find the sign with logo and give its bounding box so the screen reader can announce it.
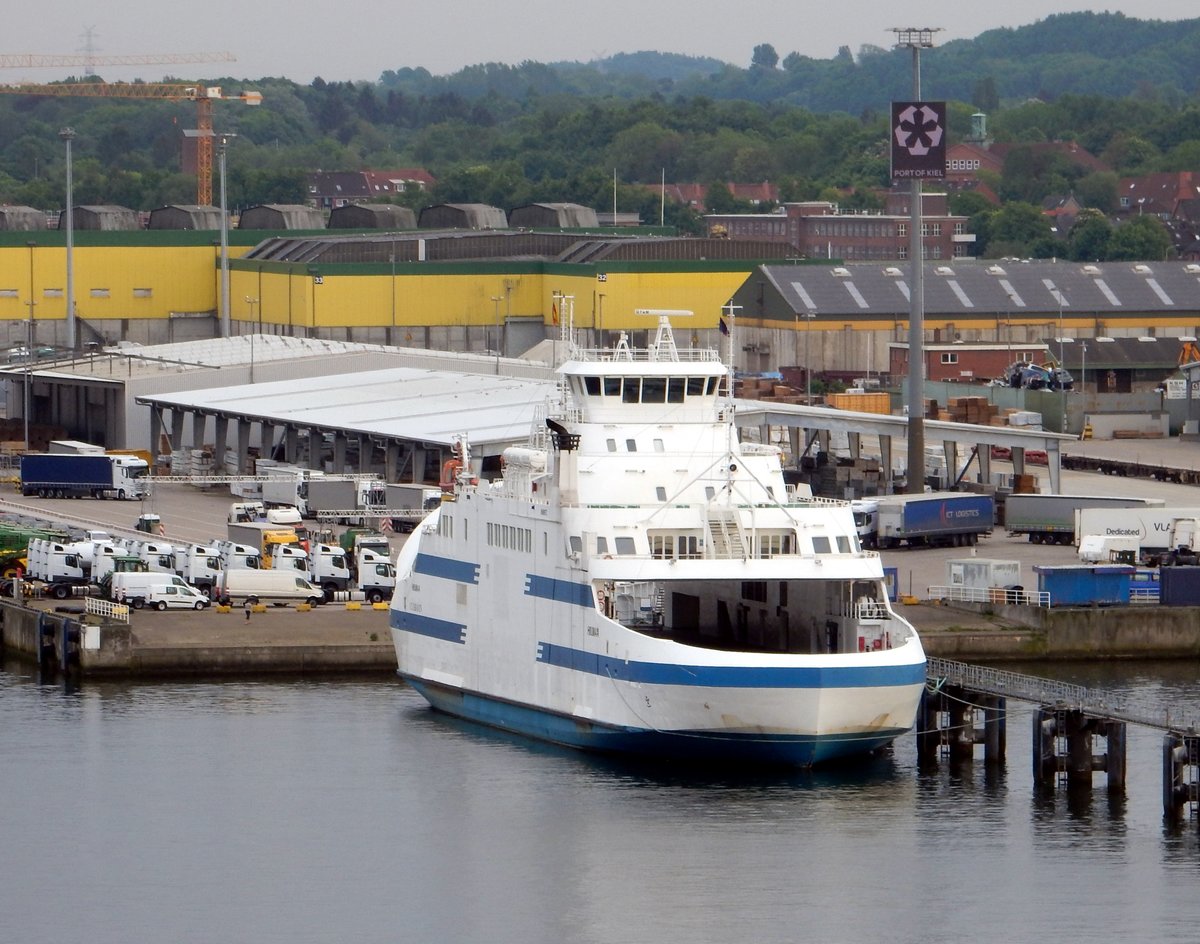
[891,101,946,180]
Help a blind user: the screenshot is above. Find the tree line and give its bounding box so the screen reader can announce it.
[0,11,1193,261]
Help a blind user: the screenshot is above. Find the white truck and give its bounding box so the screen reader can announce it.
[217,541,263,572]
[386,484,442,532]
[1075,506,1200,565]
[308,543,352,596]
[173,544,224,598]
[355,547,395,604]
[25,537,89,599]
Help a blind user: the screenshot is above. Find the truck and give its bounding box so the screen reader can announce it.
[386,484,442,532]
[173,544,224,598]
[216,541,262,572]
[25,537,89,598]
[226,522,303,569]
[262,472,315,517]
[20,453,149,500]
[355,547,396,603]
[1075,506,1200,564]
[857,492,994,549]
[308,543,352,596]
[1005,494,1165,545]
[1160,517,1200,567]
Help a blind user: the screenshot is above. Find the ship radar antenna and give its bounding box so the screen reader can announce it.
[634,308,692,361]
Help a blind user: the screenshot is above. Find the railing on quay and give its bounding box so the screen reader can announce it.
[927,584,1050,608]
[85,596,129,623]
[927,657,1200,733]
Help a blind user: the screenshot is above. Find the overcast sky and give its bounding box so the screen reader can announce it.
[6,2,1197,84]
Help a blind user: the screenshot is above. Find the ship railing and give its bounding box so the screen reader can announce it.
[928,584,1051,608]
[572,347,722,363]
[854,601,890,622]
[1129,586,1160,605]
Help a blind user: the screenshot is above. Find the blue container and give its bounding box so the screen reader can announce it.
[1159,566,1200,606]
[1033,564,1135,606]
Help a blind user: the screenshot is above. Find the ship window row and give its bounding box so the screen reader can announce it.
[584,531,853,558]
[606,438,666,453]
[487,522,531,553]
[582,376,719,403]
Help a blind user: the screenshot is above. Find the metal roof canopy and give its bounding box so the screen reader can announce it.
[735,401,1072,492]
[135,366,555,454]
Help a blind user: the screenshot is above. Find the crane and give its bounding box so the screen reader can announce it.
[0,52,260,206]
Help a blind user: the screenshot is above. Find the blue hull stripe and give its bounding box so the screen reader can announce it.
[414,553,479,585]
[404,676,908,766]
[536,641,925,689]
[524,574,593,607]
[392,610,466,644]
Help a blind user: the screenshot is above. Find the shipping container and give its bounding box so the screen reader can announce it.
[1159,566,1200,606]
[945,558,1021,590]
[1033,564,1135,606]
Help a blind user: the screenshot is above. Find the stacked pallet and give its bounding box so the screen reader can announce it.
[942,396,1001,426]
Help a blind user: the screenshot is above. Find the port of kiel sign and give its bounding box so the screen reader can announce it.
[891,101,946,180]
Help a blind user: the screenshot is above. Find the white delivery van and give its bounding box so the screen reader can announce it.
[217,569,325,607]
[110,572,207,610]
[145,582,210,611]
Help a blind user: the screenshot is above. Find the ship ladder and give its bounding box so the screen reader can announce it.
[707,509,747,559]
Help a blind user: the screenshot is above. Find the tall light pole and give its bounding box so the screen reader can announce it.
[59,128,76,351]
[24,242,36,449]
[218,135,233,338]
[245,295,259,382]
[490,295,501,374]
[893,26,939,494]
[799,310,816,403]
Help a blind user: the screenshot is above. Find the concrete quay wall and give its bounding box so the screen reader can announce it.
[921,602,1200,661]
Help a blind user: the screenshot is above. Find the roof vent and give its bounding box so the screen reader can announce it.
[986,265,1006,275]
[883,266,903,277]
[1132,264,1152,274]
[1082,264,1102,274]
[934,266,954,276]
[1096,336,1115,343]
[1138,336,1157,342]
[1186,264,1200,274]
[831,267,851,278]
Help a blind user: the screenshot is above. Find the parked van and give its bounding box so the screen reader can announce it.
[216,569,324,607]
[145,582,210,611]
[109,572,207,610]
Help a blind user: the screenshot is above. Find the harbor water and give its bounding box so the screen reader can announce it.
[2,658,1198,944]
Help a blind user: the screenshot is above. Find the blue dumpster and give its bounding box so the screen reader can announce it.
[1033,564,1135,606]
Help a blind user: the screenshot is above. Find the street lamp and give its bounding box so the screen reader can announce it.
[490,295,502,374]
[797,310,817,403]
[245,295,260,382]
[24,241,36,450]
[59,128,76,351]
[892,26,940,494]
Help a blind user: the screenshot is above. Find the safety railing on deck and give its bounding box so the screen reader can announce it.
[928,585,1051,608]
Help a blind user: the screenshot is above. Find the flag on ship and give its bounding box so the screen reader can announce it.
[551,300,559,325]
[719,316,730,336]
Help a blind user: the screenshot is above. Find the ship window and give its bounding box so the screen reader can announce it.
[614,536,636,555]
[812,535,832,554]
[642,377,666,402]
[679,535,700,559]
[757,532,794,557]
[569,535,583,554]
[705,486,716,499]
[687,377,706,396]
[650,534,674,558]
[622,378,641,403]
[653,439,664,452]
[656,487,667,501]
[604,378,621,396]
[597,536,609,555]
[625,439,637,452]
[666,378,685,402]
[706,377,720,394]
[836,535,852,553]
[584,376,601,395]
[606,438,617,452]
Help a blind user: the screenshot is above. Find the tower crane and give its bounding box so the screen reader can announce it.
[0,52,259,206]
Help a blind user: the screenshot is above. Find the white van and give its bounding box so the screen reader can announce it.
[110,572,208,610]
[217,569,325,607]
[145,582,210,611]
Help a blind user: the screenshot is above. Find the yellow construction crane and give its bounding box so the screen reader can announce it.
[0,52,257,206]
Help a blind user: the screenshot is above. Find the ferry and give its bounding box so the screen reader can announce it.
[389,308,927,766]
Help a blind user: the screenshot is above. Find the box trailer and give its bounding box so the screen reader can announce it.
[872,492,994,549]
[20,453,149,500]
[1006,494,1165,545]
[1075,506,1200,562]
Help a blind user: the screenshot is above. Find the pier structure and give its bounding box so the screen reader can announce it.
[924,657,1200,823]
